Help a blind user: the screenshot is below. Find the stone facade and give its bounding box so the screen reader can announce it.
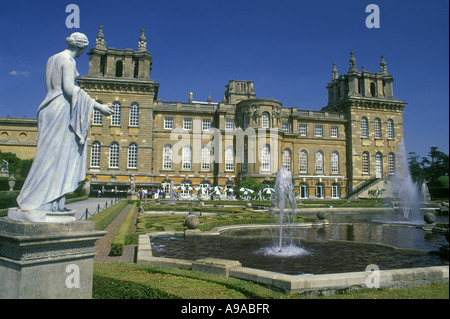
[0,29,407,200]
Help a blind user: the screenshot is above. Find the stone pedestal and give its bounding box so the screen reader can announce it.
[0,217,106,299]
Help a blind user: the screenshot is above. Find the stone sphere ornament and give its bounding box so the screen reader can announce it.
[185,214,200,229]
[423,212,436,224]
[316,211,326,220]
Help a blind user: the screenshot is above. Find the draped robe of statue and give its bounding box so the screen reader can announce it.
[17,51,95,211]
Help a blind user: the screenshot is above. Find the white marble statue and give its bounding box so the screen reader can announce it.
[17,32,113,212]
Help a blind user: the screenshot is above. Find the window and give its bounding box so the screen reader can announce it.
[90,141,101,167]
[115,60,123,77]
[163,145,172,169]
[375,152,383,178]
[182,146,192,170]
[109,142,119,168]
[111,102,121,126]
[388,153,396,175]
[299,124,307,136]
[183,118,192,130]
[387,119,394,139]
[201,146,211,171]
[261,144,271,171]
[315,125,323,137]
[374,118,382,138]
[283,148,291,171]
[331,151,339,174]
[299,183,308,199]
[262,112,270,129]
[164,117,173,129]
[282,122,290,133]
[127,143,138,169]
[243,114,249,129]
[331,183,340,199]
[242,146,248,171]
[129,103,139,127]
[315,151,324,174]
[225,147,234,171]
[361,117,368,138]
[92,109,102,125]
[331,126,338,138]
[315,183,324,199]
[362,152,370,174]
[225,119,234,131]
[299,150,308,173]
[202,119,211,131]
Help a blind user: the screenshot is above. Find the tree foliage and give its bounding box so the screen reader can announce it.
[408,146,449,187]
[0,151,33,177]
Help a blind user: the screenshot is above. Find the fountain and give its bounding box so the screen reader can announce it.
[265,167,309,256]
[387,138,422,221]
[421,182,431,203]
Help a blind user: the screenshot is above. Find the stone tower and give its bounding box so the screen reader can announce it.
[322,53,407,195]
[77,27,160,186]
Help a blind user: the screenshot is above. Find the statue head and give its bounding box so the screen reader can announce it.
[66,32,89,57]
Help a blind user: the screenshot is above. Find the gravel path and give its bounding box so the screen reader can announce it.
[94,204,138,263]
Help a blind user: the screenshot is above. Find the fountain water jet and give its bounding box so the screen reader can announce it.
[387,138,422,221]
[265,167,309,256]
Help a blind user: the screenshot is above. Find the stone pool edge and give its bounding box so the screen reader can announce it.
[136,231,449,296]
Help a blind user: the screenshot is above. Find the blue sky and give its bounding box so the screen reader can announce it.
[0,0,448,158]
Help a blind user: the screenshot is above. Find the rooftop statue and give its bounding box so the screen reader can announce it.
[16,32,113,212]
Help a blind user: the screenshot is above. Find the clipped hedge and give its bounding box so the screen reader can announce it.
[110,203,137,256]
[93,263,284,299]
[87,200,129,230]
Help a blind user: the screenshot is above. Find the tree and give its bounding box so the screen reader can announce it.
[408,147,449,186]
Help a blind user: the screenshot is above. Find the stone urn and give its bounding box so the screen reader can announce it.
[185,213,200,229]
[7,174,16,194]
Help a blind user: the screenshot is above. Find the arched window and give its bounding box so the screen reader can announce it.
[243,113,249,129]
[374,118,382,138]
[299,183,308,199]
[111,102,121,126]
[182,145,192,170]
[370,82,376,97]
[388,152,396,175]
[90,141,101,167]
[127,143,138,169]
[115,60,123,77]
[261,144,271,171]
[331,182,340,199]
[375,152,383,178]
[315,150,324,174]
[387,119,394,139]
[109,142,119,168]
[262,112,270,129]
[163,145,172,170]
[315,182,325,199]
[282,148,291,171]
[362,151,370,174]
[299,150,308,173]
[201,146,211,171]
[361,117,368,138]
[92,100,103,125]
[225,147,234,171]
[129,103,139,127]
[331,151,339,174]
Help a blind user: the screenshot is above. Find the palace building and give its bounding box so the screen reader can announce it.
[0,27,407,199]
